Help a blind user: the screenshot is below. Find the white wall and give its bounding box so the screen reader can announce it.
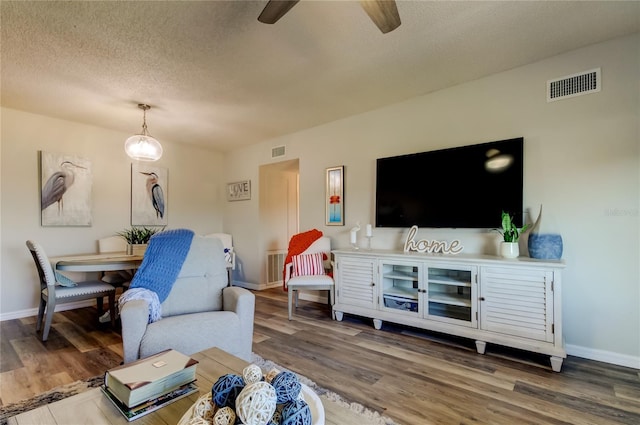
[225,34,640,367]
[0,108,225,317]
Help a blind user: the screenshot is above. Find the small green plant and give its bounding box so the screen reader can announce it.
[496,211,529,242]
[117,226,163,244]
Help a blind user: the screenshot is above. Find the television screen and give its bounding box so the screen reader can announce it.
[375,138,524,228]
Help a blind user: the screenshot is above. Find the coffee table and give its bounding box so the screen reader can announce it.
[8,347,372,425]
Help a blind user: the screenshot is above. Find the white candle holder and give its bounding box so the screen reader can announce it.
[352,242,360,250]
[366,236,373,250]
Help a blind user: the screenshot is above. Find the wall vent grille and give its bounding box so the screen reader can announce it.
[271,145,286,158]
[547,68,600,102]
[266,250,287,285]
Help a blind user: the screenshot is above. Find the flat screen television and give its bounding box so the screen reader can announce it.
[375,137,524,228]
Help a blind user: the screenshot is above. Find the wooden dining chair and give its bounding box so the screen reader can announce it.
[26,240,117,341]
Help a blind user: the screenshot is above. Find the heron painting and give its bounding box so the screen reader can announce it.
[40,151,92,226]
[131,164,168,226]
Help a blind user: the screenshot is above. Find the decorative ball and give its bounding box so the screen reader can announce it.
[188,416,210,425]
[192,393,215,421]
[266,368,281,383]
[281,399,312,425]
[212,374,245,409]
[235,381,277,425]
[269,409,283,425]
[243,364,264,384]
[213,406,236,425]
[271,371,301,404]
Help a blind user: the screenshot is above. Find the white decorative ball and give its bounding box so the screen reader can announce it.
[236,381,277,425]
[213,406,236,425]
[265,368,280,383]
[192,393,215,421]
[188,416,209,425]
[243,364,263,384]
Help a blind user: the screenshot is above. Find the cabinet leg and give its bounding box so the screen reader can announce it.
[550,356,564,372]
[373,319,382,330]
[334,311,343,322]
[475,340,487,354]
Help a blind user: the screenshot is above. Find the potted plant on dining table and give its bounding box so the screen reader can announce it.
[117,226,163,256]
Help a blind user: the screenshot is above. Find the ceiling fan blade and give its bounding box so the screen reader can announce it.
[258,0,300,24]
[359,0,401,34]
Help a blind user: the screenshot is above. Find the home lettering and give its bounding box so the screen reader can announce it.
[404,225,464,255]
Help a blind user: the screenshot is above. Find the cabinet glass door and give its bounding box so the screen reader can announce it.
[426,265,477,327]
[380,261,420,316]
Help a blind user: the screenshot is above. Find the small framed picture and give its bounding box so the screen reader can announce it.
[326,166,344,226]
[227,180,251,201]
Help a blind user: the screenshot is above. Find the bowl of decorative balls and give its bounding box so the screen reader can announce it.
[178,363,324,425]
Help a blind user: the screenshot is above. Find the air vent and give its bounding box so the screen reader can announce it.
[547,68,600,102]
[271,145,286,158]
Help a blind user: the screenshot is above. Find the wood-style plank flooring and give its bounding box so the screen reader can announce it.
[2,288,639,424]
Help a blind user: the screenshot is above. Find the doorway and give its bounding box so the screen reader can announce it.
[258,159,299,287]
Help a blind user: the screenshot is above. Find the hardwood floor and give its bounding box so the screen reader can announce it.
[2,288,639,424]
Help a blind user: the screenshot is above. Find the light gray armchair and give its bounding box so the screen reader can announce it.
[120,236,255,363]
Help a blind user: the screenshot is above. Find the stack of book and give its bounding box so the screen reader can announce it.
[102,349,199,421]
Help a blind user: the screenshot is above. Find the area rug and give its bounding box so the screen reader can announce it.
[0,353,397,425]
[0,376,104,425]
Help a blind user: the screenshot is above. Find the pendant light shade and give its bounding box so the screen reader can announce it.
[125,104,163,161]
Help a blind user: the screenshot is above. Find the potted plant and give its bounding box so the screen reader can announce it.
[496,211,529,258]
[117,226,163,255]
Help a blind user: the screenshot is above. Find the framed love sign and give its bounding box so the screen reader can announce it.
[227,180,251,201]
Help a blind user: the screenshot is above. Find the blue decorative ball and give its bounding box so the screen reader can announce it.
[281,399,311,425]
[271,371,301,404]
[212,373,245,409]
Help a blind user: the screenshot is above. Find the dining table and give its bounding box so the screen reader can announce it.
[49,252,144,273]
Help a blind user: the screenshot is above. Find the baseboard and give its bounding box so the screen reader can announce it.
[0,300,96,321]
[232,280,281,291]
[566,344,640,369]
[297,292,325,303]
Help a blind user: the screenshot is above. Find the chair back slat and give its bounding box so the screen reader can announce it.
[26,240,56,289]
[98,236,127,253]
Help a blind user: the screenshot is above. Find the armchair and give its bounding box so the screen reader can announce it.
[204,233,235,285]
[119,235,255,363]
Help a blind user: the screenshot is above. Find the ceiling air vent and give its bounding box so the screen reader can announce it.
[547,68,601,102]
[271,145,286,159]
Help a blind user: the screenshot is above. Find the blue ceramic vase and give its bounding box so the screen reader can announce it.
[528,233,563,260]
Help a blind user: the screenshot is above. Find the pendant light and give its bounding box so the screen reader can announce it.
[124,104,163,161]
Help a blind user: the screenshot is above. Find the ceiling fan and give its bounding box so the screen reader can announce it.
[258,0,401,34]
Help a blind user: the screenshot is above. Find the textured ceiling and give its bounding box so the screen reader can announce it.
[2,1,639,153]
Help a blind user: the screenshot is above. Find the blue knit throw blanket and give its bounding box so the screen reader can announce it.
[129,228,195,303]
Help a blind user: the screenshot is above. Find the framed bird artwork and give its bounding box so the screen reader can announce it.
[40,151,92,226]
[131,163,168,226]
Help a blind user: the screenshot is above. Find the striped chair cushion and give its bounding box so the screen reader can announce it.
[291,252,325,277]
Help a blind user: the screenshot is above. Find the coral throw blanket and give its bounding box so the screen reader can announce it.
[283,229,323,290]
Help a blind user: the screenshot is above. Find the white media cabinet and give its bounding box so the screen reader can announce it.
[332,249,566,371]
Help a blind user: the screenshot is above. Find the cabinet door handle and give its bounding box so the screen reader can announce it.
[371,282,375,287]
[479,297,485,301]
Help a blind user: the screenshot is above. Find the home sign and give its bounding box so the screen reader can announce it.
[404,225,464,255]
